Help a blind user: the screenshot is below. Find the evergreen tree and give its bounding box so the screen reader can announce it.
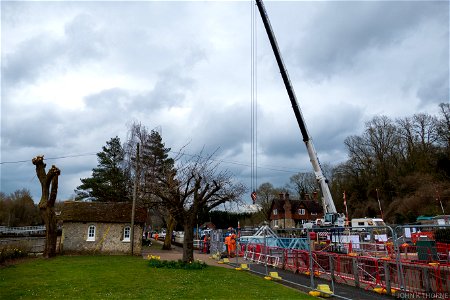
[75,137,131,202]
[141,130,175,197]
[124,123,176,249]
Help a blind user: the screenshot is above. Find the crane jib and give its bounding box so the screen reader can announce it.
[255,0,341,218]
[255,0,309,143]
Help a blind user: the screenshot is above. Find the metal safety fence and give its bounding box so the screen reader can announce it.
[236,224,450,297]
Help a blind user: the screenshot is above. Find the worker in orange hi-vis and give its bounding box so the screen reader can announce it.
[203,234,209,253]
[154,232,159,241]
[225,234,231,257]
[229,233,237,257]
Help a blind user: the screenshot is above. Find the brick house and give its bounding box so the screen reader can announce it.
[60,201,147,255]
[269,193,324,229]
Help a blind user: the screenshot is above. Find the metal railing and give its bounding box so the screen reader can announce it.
[0,225,46,235]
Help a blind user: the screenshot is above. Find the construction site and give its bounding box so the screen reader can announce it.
[202,223,450,299]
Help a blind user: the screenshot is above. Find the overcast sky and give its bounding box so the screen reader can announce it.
[1,0,449,204]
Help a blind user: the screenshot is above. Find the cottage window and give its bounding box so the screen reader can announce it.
[87,225,96,241]
[311,212,317,215]
[273,209,278,215]
[274,220,279,228]
[298,209,305,215]
[123,226,131,242]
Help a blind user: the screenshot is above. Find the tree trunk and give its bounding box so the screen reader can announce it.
[162,213,176,250]
[32,156,60,258]
[40,205,58,257]
[182,221,195,263]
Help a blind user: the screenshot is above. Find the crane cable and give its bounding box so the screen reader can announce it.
[250,1,258,204]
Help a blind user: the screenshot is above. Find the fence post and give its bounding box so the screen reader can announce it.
[394,226,406,291]
[307,229,315,289]
[329,254,335,293]
[383,260,391,295]
[422,266,430,292]
[352,257,360,288]
[329,255,335,281]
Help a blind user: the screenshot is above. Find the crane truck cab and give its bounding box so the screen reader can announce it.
[310,213,345,228]
[322,213,345,227]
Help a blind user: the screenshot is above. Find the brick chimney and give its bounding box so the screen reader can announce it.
[283,195,292,219]
[313,191,318,201]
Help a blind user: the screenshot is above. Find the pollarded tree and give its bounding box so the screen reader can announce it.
[153,151,246,263]
[75,137,131,202]
[32,155,60,258]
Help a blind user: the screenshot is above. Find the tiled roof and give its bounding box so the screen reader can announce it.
[61,201,147,224]
[272,199,323,214]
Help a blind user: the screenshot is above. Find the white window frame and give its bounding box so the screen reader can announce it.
[273,209,278,215]
[87,225,96,241]
[298,209,305,215]
[274,220,279,228]
[123,226,131,242]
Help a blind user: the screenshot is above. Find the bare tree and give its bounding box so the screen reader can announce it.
[289,172,318,199]
[255,182,278,220]
[32,155,60,258]
[154,151,246,262]
[437,103,450,149]
[397,113,440,173]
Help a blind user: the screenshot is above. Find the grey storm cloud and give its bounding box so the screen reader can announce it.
[287,1,448,80]
[3,108,64,148]
[417,75,449,106]
[134,70,195,111]
[2,34,63,86]
[64,13,106,63]
[84,88,129,111]
[189,102,250,157]
[1,1,448,201]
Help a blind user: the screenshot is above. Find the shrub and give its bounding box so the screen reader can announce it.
[0,243,29,264]
[148,258,208,270]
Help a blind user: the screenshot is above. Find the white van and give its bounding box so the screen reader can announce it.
[351,218,385,231]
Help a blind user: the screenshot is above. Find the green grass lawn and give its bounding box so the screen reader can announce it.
[0,256,316,300]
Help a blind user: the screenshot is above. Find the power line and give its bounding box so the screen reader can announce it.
[1,150,313,175]
[0,153,97,165]
[169,150,306,174]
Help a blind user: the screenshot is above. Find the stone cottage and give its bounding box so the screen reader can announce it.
[60,201,147,255]
[269,193,324,229]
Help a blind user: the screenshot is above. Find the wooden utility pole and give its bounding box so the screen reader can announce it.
[131,143,139,255]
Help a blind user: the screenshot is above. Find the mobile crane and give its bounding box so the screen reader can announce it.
[255,0,345,227]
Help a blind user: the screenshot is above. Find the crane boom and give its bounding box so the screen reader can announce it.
[255,0,337,215]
